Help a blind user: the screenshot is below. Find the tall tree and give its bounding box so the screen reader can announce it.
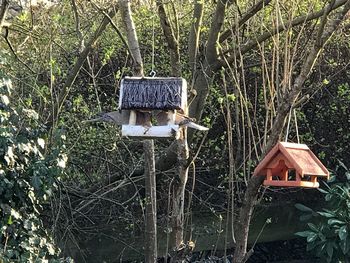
[119,1,157,262]
[156,0,189,253]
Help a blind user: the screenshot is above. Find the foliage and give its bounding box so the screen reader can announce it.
[295,179,350,262]
[1,0,350,261]
[0,76,69,262]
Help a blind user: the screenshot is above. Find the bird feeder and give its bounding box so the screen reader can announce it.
[254,142,329,188]
[118,77,188,138]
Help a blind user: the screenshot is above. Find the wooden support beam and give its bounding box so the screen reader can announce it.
[266,169,272,181]
[129,110,137,125]
[281,168,288,181]
[167,110,176,125]
[122,125,180,139]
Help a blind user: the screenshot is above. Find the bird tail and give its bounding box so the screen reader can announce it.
[185,122,209,131]
[82,117,103,123]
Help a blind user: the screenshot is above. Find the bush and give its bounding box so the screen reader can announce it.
[295,174,350,263]
[0,76,69,262]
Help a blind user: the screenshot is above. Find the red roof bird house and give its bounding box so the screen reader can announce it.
[254,142,329,188]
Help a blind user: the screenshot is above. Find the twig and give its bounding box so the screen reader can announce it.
[0,0,9,32]
[71,0,85,52]
[88,0,131,57]
[3,28,36,74]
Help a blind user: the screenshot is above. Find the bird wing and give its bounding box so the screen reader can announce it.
[83,110,130,125]
[175,113,209,131]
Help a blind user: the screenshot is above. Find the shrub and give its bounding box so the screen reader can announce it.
[0,76,69,262]
[295,174,350,262]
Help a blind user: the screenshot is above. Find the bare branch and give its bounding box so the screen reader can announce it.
[3,28,35,74]
[223,0,348,66]
[119,0,143,76]
[267,0,350,152]
[188,1,204,70]
[157,0,180,76]
[219,0,272,43]
[0,0,9,32]
[71,0,84,52]
[89,1,132,62]
[54,7,118,123]
[206,0,230,65]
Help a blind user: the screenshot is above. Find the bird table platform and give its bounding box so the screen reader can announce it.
[118,77,189,138]
[254,142,329,188]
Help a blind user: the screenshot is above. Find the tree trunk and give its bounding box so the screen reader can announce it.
[170,129,189,248]
[156,1,189,254]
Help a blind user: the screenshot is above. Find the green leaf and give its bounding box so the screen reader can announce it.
[323,79,330,85]
[328,219,346,226]
[346,172,350,181]
[31,176,42,190]
[318,188,329,194]
[307,233,318,243]
[308,223,318,232]
[326,241,334,259]
[7,215,13,225]
[340,238,350,254]
[318,211,335,218]
[339,226,348,240]
[295,231,315,237]
[295,203,314,212]
[307,241,317,251]
[227,94,236,102]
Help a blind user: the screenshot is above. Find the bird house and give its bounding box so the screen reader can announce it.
[254,142,329,188]
[118,77,188,138]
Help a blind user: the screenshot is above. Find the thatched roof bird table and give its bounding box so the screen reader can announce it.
[118,77,207,138]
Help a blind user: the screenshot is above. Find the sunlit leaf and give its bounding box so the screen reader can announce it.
[339,226,348,241]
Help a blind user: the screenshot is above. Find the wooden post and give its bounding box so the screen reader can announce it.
[144,140,157,262]
[118,1,159,261]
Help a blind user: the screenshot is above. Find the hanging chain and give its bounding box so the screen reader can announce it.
[294,109,300,144]
[285,106,301,143]
[149,2,156,77]
[285,107,293,142]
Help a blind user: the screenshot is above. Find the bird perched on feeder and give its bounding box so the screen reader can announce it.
[83,110,152,127]
[83,110,130,125]
[84,110,208,131]
[154,110,209,131]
